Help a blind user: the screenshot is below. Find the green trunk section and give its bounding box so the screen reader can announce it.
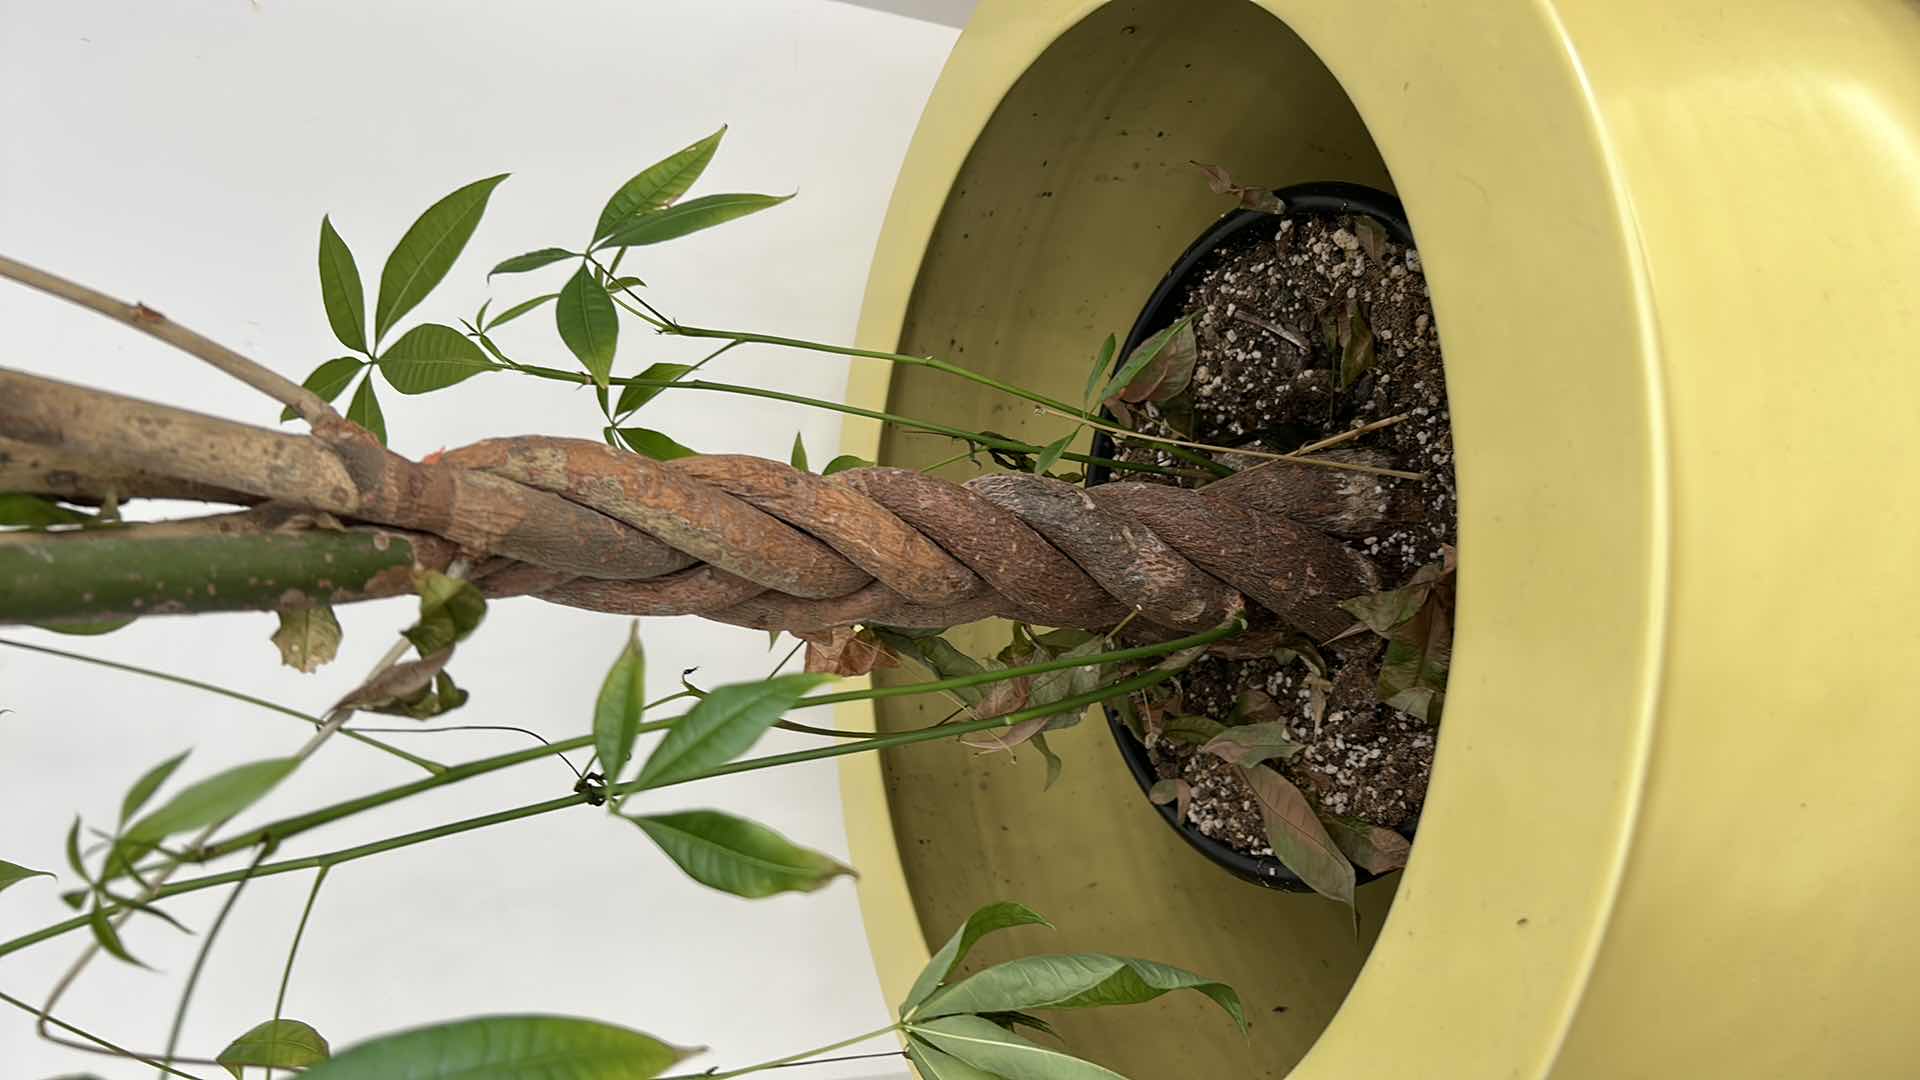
[0,529,422,624]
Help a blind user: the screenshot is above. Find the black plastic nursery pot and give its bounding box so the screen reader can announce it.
[1090,181,1422,892]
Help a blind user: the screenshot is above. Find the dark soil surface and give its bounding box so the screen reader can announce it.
[1109,210,1454,857]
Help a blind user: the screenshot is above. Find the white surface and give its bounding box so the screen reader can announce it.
[0,2,957,1076]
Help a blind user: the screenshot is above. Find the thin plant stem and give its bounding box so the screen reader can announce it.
[659,1023,901,1080]
[0,659,1202,963]
[159,848,270,1079]
[0,638,445,774]
[1029,401,1422,478]
[1291,411,1411,454]
[0,986,209,1080]
[268,866,330,1080]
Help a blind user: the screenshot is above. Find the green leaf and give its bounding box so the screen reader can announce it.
[789,432,809,472]
[489,247,576,278]
[1083,333,1116,408]
[0,493,92,528]
[280,356,365,422]
[1032,433,1072,476]
[402,571,487,656]
[374,174,509,345]
[273,605,342,673]
[1101,313,1196,405]
[595,623,647,784]
[216,1018,331,1079]
[300,1015,697,1080]
[603,275,648,292]
[124,757,299,845]
[1236,763,1355,908]
[618,427,698,461]
[0,859,53,896]
[1160,714,1224,746]
[597,192,792,250]
[626,809,852,899]
[1323,815,1412,875]
[118,750,191,827]
[1031,732,1063,791]
[485,291,558,330]
[633,673,830,788]
[1118,319,1198,404]
[88,903,146,968]
[821,454,872,476]
[318,216,369,354]
[379,323,495,395]
[345,374,386,445]
[1199,722,1305,767]
[901,901,1052,1019]
[1024,638,1105,729]
[919,953,1245,1033]
[906,1038,1005,1080]
[911,1015,1128,1080]
[613,362,694,416]
[558,263,620,388]
[1377,591,1451,724]
[595,126,727,242]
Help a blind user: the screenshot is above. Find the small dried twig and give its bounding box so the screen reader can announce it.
[1293,412,1412,456]
[0,254,338,426]
[1230,307,1310,352]
[1031,403,1423,480]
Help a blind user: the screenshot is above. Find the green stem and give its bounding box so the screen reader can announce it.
[0,638,444,774]
[159,849,268,1079]
[268,866,329,1080]
[661,1023,900,1080]
[0,661,1193,963]
[0,986,207,1080]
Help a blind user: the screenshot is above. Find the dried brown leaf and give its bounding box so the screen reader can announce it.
[334,649,452,712]
[1353,216,1387,262]
[1323,815,1411,874]
[1149,778,1193,825]
[803,627,897,677]
[1236,764,1354,907]
[1200,722,1305,767]
[272,605,340,674]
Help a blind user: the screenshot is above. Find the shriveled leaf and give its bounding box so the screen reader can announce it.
[365,669,469,721]
[1160,714,1224,746]
[0,859,53,896]
[789,432,809,472]
[217,1018,331,1078]
[1024,638,1105,729]
[344,374,386,445]
[1082,333,1117,407]
[821,454,872,475]
[281,356,364,422]
[1338,299,1376,391]
[1191,160,1286,214]
[901,900,1053,1019]
[334,650,453,712]
[1237,764,1354,907]
[595,126,727,242]
[88,903,145,968]
[118,750,191,827]
[634,672,831,787]
[124,757,299,845]
[1148,778,1192,824]
[379,323,495,395]
[1377,591,1451,724]
[300,1015,697,1080]
[911,1015,1129,1080]
[273,605,342,673]
[374,174,509,344]
[1323,815,1411,874]
[317,216,368,354]
[403,571,487,656]
[558,263,620,388]
[598,192,792,250]
[1341,559,1453,636]
[1353,216,1387,262]
[1032,732,1064,790]
[803,627,896,677]
[1102,314,1197,405]
[485,291,558,330]
[919,953,1244,1032]
[0,493,93,528]
[906,1038,1004,1080]
[488,247,575,278]
[614,362,694,416]
[618,427,698,461]
[1200,722,1305,767]
[1271,637,1329,678]
[595,623,647,784]
[626,809,852,898]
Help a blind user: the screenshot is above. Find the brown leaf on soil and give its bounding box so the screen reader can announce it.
[1149,778,1194,825]
[1377,583,1452,725]
[1201,722,1305,767]
[1323,815,1412,874]
[333,649,452,713]
[803,627,897,677]
[1338,299,1376,391]
[1236,764,1355,907]
[1353,216,1387,263]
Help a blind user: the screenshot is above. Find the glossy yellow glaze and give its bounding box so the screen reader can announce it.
[837,1,1920,1075]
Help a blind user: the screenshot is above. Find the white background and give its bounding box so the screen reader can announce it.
[0,2,966,1076]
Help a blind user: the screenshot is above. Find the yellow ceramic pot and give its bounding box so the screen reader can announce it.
[835,2,1920,1076]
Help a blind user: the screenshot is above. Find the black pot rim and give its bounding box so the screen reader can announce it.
[1089,180,1419,892]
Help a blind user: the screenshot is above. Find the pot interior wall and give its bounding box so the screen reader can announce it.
[872,1,1401,1075]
